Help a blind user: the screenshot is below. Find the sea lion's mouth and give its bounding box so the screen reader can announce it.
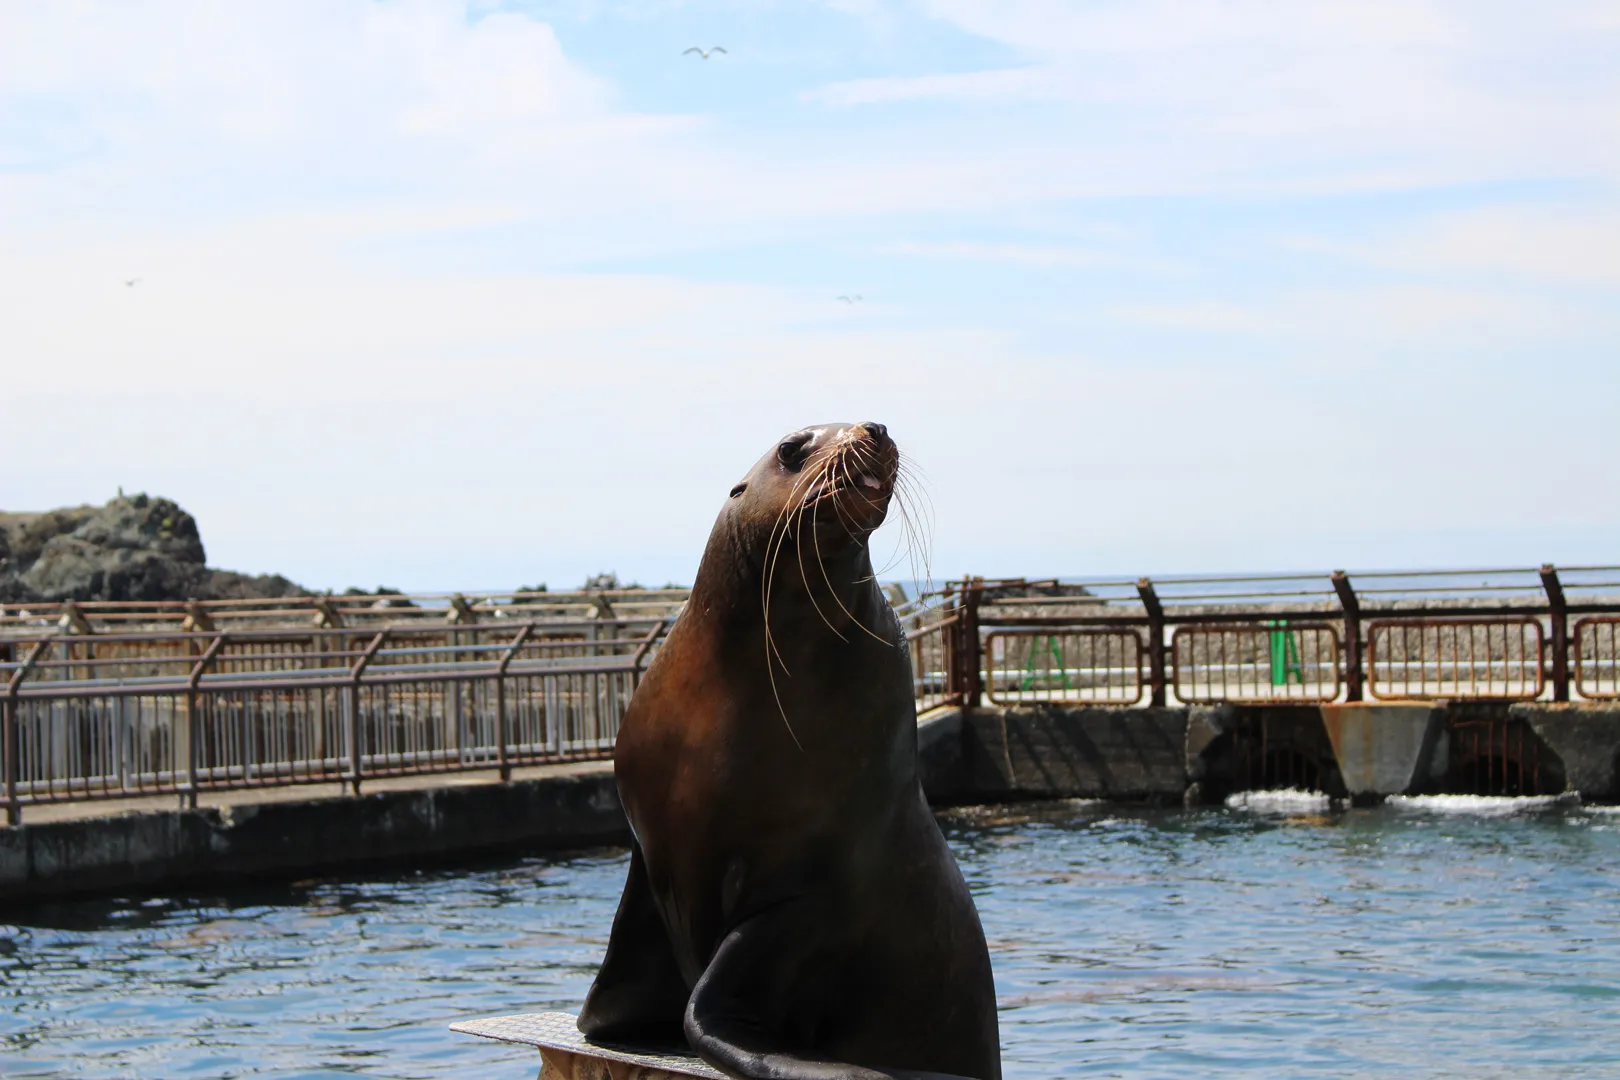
[803,469,893,507]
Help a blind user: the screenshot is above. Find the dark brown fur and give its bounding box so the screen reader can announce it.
[579,423,1000,1080]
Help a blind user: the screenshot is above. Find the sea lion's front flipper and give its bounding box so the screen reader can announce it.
[578,843,689,1044]
[685,911,976,1080]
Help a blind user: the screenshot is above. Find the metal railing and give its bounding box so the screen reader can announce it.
[1173,624,1341,704]
[0,587,690,638]
[983,630,1143,706]
[1367,618,1543,701]
[5,563,1620,822]
[905,563,1620,712]
[1,619,665,822]
[1575,617,1620,700]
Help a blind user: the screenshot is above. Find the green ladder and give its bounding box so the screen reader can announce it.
[1265,620,1304,686]
[1020,635,1075,692]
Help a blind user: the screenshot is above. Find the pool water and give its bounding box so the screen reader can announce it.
[5,797,1620,1079]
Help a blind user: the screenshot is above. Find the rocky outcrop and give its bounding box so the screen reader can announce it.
[0,494,308,603]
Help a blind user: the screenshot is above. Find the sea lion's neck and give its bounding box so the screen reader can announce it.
[690,516,886,642]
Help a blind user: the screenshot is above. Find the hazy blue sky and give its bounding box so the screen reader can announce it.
[3,1,1617,591]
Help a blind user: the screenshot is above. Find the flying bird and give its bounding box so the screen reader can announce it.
[683,46,727,59]
[836,295,863,304]
[124,278,141,287]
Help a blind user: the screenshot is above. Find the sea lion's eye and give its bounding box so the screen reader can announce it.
[729,483,746,498]
[777,437,810,470]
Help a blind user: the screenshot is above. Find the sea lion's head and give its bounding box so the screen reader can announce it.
[725,422,899,565]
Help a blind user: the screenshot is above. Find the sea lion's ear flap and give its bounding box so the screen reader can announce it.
[729,483,747,498]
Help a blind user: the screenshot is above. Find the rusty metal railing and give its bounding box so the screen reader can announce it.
[1575,617,1620,700]
[7,564,1620,821]
[912,564,1620,711]
[1367,618,1544,701]
[0,587,690,639]
[0,619,667,823]
[983,630,1143,706]
[1172,624,1340,704]
[906,614,962,714]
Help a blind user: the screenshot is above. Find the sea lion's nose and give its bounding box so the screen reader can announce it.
[860,422,889,443]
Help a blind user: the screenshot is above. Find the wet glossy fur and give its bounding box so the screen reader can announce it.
[578,423,1001,1080]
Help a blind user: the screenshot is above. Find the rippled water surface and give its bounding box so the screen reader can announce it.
[6,799,1620,1079]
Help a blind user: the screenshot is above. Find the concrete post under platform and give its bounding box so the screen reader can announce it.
[1319,703,1445,799]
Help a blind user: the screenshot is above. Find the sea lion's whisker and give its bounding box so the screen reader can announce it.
[763,458,829,672]
[761,462,830,753]
[799,485,851,641]
[889,460,935,597]
[820,450,865,536]
[812,454,889,644]
[762,455,831,684]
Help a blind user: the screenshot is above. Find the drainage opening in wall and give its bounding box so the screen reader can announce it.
[1196,707,1348,803]
[1444,713,1565,797]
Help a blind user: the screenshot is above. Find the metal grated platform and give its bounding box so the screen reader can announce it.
[449,1011,727,1078]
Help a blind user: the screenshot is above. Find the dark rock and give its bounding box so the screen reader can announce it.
[199,569,310,601]
[580,572,643,590]
[980,579,1093,601]
[342,585,417,609]
[0,493,310,603]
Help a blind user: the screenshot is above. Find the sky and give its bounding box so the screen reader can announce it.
[2,0,1617,592]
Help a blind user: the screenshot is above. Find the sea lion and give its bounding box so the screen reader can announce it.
[578,422,1001,1080]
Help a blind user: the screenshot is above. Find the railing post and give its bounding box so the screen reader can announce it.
[4,640,51,826]
[959,579,983,707]
[1332,571,1363,702]
[494,624,535,782]
[1137,578,1166,707]
[631,620,667,689]
[2,643,14,828]
[447,594,479,626]
[181,599,216,634]
[349,631,388,795]
[182,634,227,810]
[1540,564,1569,702]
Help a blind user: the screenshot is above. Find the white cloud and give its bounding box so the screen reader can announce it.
[815,0,1620,187]
[0,1,608,147]
[1112,300,1277,336]
[879,240,1169,271]
[1300,207,1620,288]
[1113,284,1592,347]
[807,66,1054,106]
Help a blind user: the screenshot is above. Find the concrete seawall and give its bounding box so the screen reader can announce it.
[919,702,1620,807]
[6,702,1619,902]
[1,763,627,902]
[919,705,1188,803]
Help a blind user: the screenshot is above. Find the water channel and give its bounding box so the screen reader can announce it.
[6,796,1620,1079]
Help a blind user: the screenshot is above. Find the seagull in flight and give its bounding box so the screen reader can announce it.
[124,278,141,287]
[683,46,727,59]
[836,294,863,304]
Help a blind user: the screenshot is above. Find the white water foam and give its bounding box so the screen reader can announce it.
[1225,788,1334,812]
[1386,792,1581,816]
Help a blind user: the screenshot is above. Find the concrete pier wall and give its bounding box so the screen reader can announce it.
[920,705,1188,804]
[0,764,627,902]
[6,702,1619,903]
[1513,703,1620,800]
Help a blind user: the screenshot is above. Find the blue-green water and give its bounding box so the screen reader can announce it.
[5,797,1620,1079]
